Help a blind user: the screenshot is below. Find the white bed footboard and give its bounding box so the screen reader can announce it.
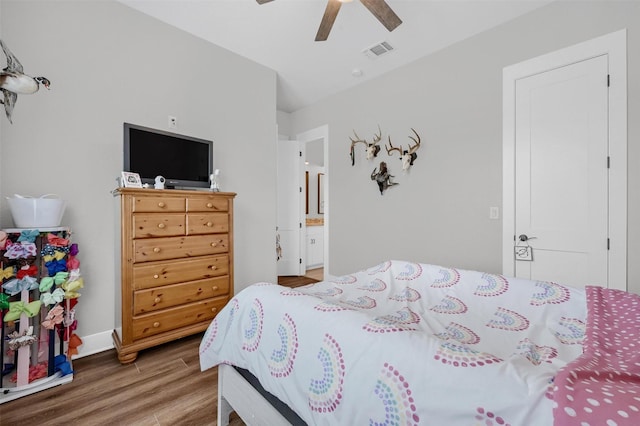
[218,364,292,426]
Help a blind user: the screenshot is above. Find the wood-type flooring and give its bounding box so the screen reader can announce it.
[0,333,244,425]
[277,275,319,288]
[1,275,321,425]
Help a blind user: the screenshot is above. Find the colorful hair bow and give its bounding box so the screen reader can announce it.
[38,271,69,292]
[17,229,40,243]
[4,300,42,322]
[7,326,37,350]
[43,251,66,263]
[47,233,69,247]
[41,244,69,257]
[0,231,7,250]
[2,276,39,296]
[1,265,14,280]
[54,354,73,376]
[69,243,79,256]
[4,242,37,259]
[0,293,9,310]
[67,333,83,357]
[66,256,80,271]
[64,308,76,327]
[45,259,67,276]
[62,277,83,299]
[67,269,81,281]
[16,264,38,279]
[42,305,64,329]
[40,288,65,306]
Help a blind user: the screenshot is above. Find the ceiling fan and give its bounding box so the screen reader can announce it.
[256,0,403,42]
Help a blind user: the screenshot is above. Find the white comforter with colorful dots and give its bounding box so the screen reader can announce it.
[199,260,635,425]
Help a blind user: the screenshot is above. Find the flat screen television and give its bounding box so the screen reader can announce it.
[123,123,213,189]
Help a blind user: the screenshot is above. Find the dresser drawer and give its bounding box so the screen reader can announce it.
[133,255,229,290]
[133,213,185,238]
[132,296,228,340]
[133,234,229,263]
[187,197,228,212]
[133,196,185,213]
[133,276,229,315]
[187,213,229,235]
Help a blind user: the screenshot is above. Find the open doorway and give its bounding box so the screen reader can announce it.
[276,125,329,285]
[304,137,324,281]
[298,125,329,282]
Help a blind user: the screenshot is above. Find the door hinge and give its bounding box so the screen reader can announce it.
[607,238,610,250]
[299,151,303,157]
[299,258,302,264]
[299,186,302,193]
[607,74,610,87]
[607,156,610,169]
[299,222,302,229]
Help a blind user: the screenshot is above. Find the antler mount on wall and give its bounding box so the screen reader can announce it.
[256,0,403,41]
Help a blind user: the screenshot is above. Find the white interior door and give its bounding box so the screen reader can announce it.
[513,55,608,288]
[277,140,305,276]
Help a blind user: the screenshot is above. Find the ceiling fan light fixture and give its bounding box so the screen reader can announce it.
[257,0,401,41]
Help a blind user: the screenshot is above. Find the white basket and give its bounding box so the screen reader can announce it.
[6,194,66,228]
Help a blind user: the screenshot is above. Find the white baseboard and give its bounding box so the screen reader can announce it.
[71,330,114,360]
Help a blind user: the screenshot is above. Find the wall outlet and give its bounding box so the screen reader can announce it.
[489,206,500,220]
[168,116,177,129]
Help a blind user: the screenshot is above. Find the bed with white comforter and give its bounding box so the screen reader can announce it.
[200,260,640,425]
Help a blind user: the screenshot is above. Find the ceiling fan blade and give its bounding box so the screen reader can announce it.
[315,0,342,42]
[256,0,274,4]
[359,0,402,32]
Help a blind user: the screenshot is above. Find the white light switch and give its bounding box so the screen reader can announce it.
[489,207,500,220]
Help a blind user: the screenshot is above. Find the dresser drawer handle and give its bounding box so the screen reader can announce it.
[154,296,162,303]
[153,274,159,279]
[153,247,161,253]
[211,242,218,248]
[211,307,218,313]
[158,202,166,208]
[212,286,219,291]
[206,202,213,208]
[153,322,160,328]
[157,223,166,229]
[210,265,217,271]
[206,221,213,227]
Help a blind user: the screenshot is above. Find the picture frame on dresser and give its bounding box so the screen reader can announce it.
[121,171,143,188]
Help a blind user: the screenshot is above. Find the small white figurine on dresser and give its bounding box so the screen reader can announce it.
[210,169,220,192]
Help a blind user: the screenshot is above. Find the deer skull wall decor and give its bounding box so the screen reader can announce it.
[386,128,421,171]
[365,126,382,161]
[349,126,383,166]
[371,161,398,195]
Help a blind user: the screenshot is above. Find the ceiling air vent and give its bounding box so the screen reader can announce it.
[363,41,395,59]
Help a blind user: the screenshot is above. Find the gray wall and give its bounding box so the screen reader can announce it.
[288,0,640,294]
[0,1,278,339]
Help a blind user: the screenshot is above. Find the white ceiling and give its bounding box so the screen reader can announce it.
[118,0,553,113]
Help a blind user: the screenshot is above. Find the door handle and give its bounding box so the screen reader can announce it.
[518,234,537,242]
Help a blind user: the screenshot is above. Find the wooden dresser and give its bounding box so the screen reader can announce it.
[112,188,236,364]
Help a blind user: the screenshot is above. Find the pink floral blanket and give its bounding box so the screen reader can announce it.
[553,286,640,425]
